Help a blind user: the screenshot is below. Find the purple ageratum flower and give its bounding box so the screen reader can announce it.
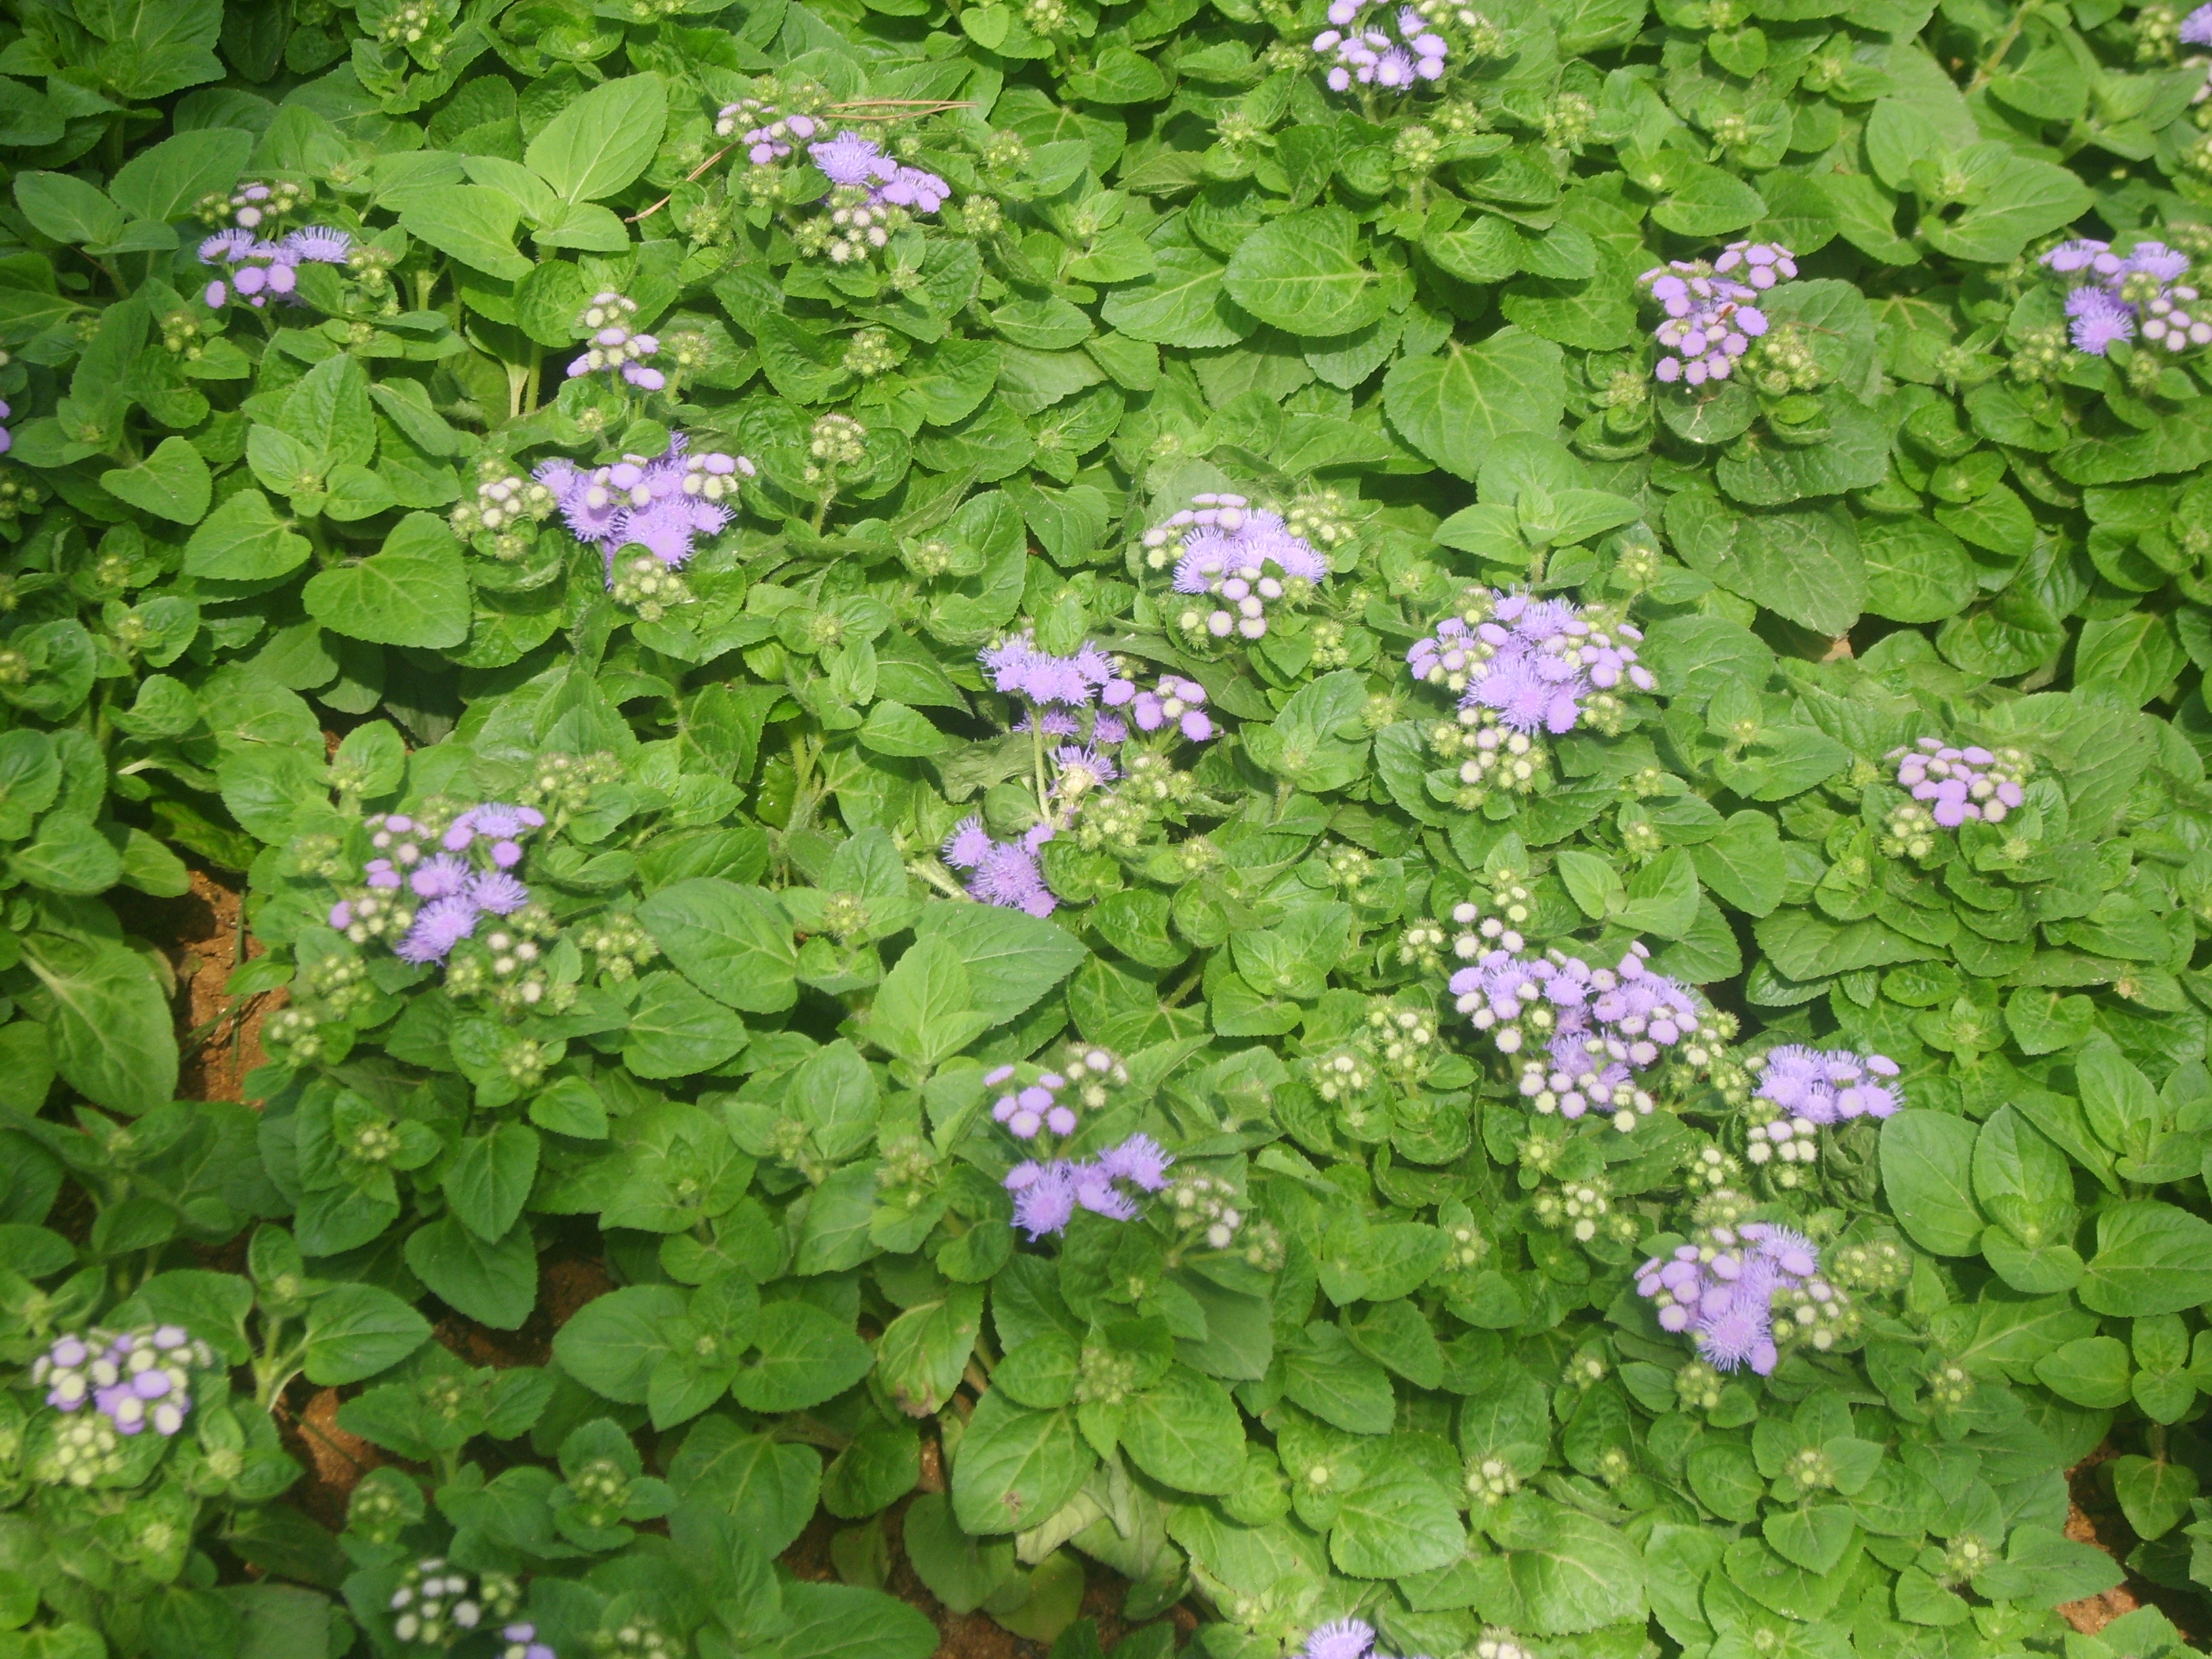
[2068,282,2138,355]
[978,631,1122,706]
[1099,1133,1173,1191]
[968,840,1057,918]
[409,854,473,900]
[875,165,951,214]
[808,131,897,187]
[500,1625,557,1659]
[1129,676,1214,742]
[1052,745,1117,792]
[396,896,480,964]
[2119,241,2192,285]
[2186,1,2212,43]
[469,871,530,915]
[1639,248,1786,384]
[283,225,353,265]
[1754,1044,1902,1124]
[943,816,994,870]
[1008,1160,1079,1237]
[1302,1622,1377,1659]
[2043,237,2119,276]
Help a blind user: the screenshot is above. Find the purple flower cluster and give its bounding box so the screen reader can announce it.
[1637,1220,1826,1374]
[198,225,352,309]
[500,1624,556,1659]
[2189,3,2212,44]
[2042,239,2211,355]
[1142,493,1328,641]
[1449,940,1703,1131]
[716,97,823,163]
[1753,1045,1902,1124]
[1005,1135,1173,1237]
[0,397,14,457]
[944,818,1057,916]
[1312,0,1448,89]
[1300,1618,1433,1659]
[567,290,664,389]
[1888,737,2028,826]
[981,632,1127,705]
[1103,673,1214,743]
[35,1326,214,1437]
[808,131,951,214]
[331,804,544,964]
[1637,243,1795,385]
[1408,590,1654,736]
[535,434,754,573]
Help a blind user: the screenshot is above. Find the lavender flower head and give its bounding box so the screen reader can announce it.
[333,801,548,966]
[716,94,825,163]
[1105,673,1216,743]
[1445,935,1707,1132]
[500,1625,557,1659]
[2186,2,2212,43]
[1635,1212,1838,1375]
[1312,1,1448,91]
[806,131,952,216]
[2042,237,2212,354]
[979,632,1132,708]
[1004,1133,1174,1239]
[535,433,754,573]
[1637,244,1792,385]
[567,290,663,390]
[1141,493,1329,642]
[1751,1045,1903,1128]
[943,817,1057,916]
[36,1325,216,1437]
[198,230,298,309]
[2066,285,2136,356]
[1887,737,2030,827]
[1294,1618,1433,1659]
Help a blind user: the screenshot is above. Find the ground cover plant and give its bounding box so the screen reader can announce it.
[13,0,2212,1654]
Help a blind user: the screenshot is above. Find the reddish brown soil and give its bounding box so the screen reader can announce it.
[2058,1443,2203,1639]
[110,865,275,1103]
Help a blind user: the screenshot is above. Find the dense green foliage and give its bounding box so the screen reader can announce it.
[9,0,2212,1656]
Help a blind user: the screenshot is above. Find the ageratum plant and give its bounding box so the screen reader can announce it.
[7,0,2212,1658]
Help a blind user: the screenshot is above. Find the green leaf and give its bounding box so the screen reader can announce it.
[302,514,470,648]
[636,880,798,1014]
[762,1582,937,1659]
[1500,1498,1647,1635]
[181,489,310,580]
[950,1389,1095,1534]
[525,75,668,203]
[865,935,990,1065]
[302,1282,432,1385]
[1879,1109,1984,1256]
[1383,329,1565,480]
[394,185,534,281]
[1121,1364,1246,1495]
[1859,517,1978,623]
[1222,207,1390,337]
[443,1122,541,1242]
[912,903,1087,1023]
[106,128,250,224]
[1763,1504,1856,1575]
[621,970,750,1078]
[554,1285,687,1404]
[1331,1462,1465,1578]
[736,1298,875,1412]
[2033,1336,2132,1408]
[14,172,125,247]
[1280,1322,1394,1434]
[1099,247,1254,348]
[2079,1201,2212,1317]
[2109,1455,2198,1540]
[101,436,211,525]
[20,935,176,1115]
[403,1216,538,1331]
[857,700,948,756]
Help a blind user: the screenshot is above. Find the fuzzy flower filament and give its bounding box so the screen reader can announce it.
[35,1325,216,1437]
[535,433,754,578]
[1637,242,1795,385]
[1888,737,2030,827]
[1635,1206,1849,1375]
[1143,493,1328,642]
[2041,238,2211,356]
